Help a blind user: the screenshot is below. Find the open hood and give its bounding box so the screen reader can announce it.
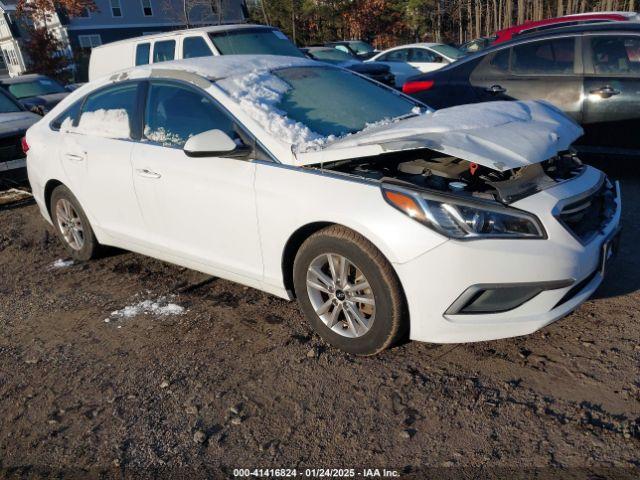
[295,100,583,172]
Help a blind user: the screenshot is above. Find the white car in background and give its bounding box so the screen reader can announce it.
[368,43,465,87]
[25,56,621,355]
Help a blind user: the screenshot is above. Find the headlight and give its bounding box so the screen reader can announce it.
[382,186,545,239]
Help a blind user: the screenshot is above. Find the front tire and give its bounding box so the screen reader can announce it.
[50,185,99,262]
[293,225,406,355]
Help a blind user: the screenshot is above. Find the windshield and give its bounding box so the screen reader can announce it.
[209,28,304,57]
[309,49,355,63]
[271,66,418,138]
[430,44,464,59]
[348,41,375,54]
[0,90,22,113]
[7,77,66,99]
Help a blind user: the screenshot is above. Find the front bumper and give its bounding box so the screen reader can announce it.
[394,166,622,343]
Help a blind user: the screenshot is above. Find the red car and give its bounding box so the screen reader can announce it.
[494,11,640,44]
[460,11,640,53]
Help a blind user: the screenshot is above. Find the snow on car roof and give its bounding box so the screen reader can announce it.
[126,55,316,82]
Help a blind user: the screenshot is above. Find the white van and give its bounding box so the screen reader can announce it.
[88,24,304,81]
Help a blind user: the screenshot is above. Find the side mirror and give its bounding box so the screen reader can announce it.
[183,129,251,158]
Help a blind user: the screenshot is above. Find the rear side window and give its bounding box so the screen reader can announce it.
[409,48,436,62]
[73,83,139,139]
[153,40,176,63]
[380,49,409,62]
[512,37,575,74]
[135,43,150,66]
[143,82,236,148]
[183,36,213,59]
[590,35,640,75]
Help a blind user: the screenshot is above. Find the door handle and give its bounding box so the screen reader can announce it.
[589,85,620,99]
[485,84,507,94]
[65,153,85,163]
[136,168,162,179]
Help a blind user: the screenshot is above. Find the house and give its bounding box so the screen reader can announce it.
[0,0,248,79]
[0,0,28,77]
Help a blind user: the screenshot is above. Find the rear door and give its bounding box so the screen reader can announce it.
[58,81,146,242]
[581,33,640,151]
[470,36,584,122]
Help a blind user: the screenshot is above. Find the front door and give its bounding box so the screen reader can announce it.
[131,80,263,280]
[581,33,640,151]
[470,36,584,123]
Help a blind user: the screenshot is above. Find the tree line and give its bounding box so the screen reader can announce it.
[248,0,637,47]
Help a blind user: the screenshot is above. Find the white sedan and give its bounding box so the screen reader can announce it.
[368,43,464,87]
[25,56,621,355]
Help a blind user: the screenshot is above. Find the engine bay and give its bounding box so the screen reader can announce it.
[318,148,585,203]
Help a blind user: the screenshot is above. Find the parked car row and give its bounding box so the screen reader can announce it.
[403,22,640,156]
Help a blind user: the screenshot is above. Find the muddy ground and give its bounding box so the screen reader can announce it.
[0,159,638,479]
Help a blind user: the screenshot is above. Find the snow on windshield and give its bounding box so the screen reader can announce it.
[61,108,130,139]
[217,70,329,152]
[217,68,425,153]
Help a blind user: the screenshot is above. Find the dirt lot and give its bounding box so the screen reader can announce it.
[0,160,638,479]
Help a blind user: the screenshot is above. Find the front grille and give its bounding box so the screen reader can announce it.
[0,134,24,163]
[557,178,617,244]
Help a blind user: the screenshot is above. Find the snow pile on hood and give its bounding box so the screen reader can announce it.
[62,109,130,139]
[218,70,328,150]
[299,100,584,171]
[105,296,186,322]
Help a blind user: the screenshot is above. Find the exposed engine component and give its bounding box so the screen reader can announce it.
[320,148,584,204]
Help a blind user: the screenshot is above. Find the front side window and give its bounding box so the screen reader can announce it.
[182,36,213,59]
[153,40,176,63]
[380,49,409,62]
[71,83,139,139]
[110,0,122,17]
[209,28,304,57]
[135,43,150,65]
[430,44,464,60]
[6,77,66,99]
[512,37,575,74]
[144,82,235,148]
[590,35,640,75]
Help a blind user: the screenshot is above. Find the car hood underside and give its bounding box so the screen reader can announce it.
[295,100,584,172]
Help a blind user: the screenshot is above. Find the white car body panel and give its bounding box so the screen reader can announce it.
[25,56,622,344]
[368,43,457,87]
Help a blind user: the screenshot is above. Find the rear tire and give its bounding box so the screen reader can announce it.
[50,185,99,262]
[293,225,406,355]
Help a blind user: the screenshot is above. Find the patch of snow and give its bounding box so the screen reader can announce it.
[218,70,326,151]
[144,126,184,147]
[106,296,186,322]
[62,108,130,139]
[51,259,74,269]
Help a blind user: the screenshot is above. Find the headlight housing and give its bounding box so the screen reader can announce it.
[382,186,546,239]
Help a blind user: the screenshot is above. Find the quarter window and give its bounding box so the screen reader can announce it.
[110,0,122,17]
[135,43,150,65]
[143,82,235,148]
[75,83,139,139]
[590,36,640,75]
[51,101,82,130]
[183,36,213,59]
[512,37,575,74]
[490,48,510,72]
[153,40,176,63]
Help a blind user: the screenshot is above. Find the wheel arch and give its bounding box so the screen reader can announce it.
[44,179,64,218]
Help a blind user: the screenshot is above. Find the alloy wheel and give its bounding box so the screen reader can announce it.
[55,198,85,251]
[306,253,376,338]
